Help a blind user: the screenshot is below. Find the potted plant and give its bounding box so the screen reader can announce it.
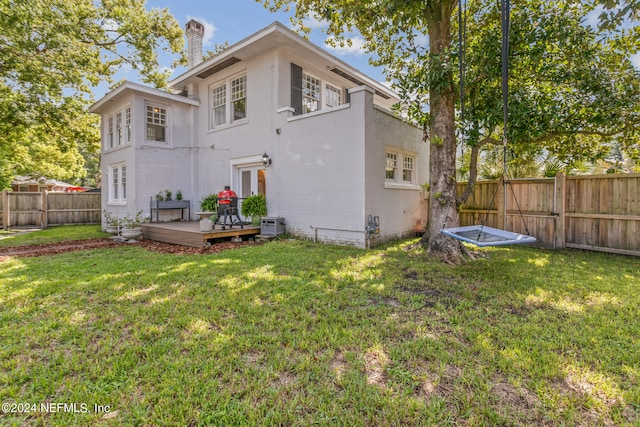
[120,210,146,239]
[150,190,190,222]
[103,210,120,234]
[241,194,267,226]
[197,194,218,231]
[199,194,218,215]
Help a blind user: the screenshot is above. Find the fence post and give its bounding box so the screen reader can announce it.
[497,177,506,229]
[2,190,8,230]
[41,190,48,229]
[555,172,566,249]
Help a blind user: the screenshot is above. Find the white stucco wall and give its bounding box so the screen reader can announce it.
[365,104,428,243]
[100,93,136,223]
[97,38,429,247]
[269,88,368,246]
[100,91,196,224]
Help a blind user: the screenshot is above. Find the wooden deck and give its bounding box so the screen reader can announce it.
[141,221,260,247]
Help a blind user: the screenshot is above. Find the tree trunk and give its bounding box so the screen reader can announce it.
[421,2,463,263]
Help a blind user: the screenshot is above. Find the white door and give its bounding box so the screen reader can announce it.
[233,165,266,218]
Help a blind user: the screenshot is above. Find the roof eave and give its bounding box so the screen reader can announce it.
[90,81,200,114]
[169,21,397,100]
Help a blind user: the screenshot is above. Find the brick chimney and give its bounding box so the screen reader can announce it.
[186,19,204,69]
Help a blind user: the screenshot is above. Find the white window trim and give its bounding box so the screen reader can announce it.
[296,68,345,117]
[145,102,169,144]
[325,83,342,108]
[209,71,248,130]
[108,163,127,204]
[302,72,321,114]
[384,149,420,190]
[104,105,132,151]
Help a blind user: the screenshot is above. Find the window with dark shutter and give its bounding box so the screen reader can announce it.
[291,63,303,116]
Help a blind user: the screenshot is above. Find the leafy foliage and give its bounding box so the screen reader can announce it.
[241,194,267,218]
[461,0,640,180]
[199,193,218,212]
[0,0,185,189]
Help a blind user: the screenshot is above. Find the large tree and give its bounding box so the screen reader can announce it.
[261,0,640,262]
[262,0,464,261]
[458,0,640,201]
[0,0,185,189]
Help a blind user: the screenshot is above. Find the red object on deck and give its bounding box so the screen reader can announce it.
[217,188,237,205]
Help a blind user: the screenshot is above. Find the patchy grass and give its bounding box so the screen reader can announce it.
[0,225,108,248]
[0,235,638,426]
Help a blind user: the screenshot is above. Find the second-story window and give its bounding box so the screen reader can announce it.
[326,84,342,108]
[211,84,226,127]
[231,75,247,121]
[302,72,321,113]
[104,105,132,151]
[209,72,248,129]
[125,107,131,143]
[291,63,345,116]
[107,116,114,149]
[115,111,122,146]
[146,104,167,142]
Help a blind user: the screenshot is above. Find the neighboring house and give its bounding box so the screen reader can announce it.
[90,21,428,247]
[11,175,79,192]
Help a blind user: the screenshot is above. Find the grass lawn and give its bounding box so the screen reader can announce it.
[0,225,109,248]
[0,227,638,426]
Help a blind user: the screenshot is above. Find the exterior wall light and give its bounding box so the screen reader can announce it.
[262,152,272,168]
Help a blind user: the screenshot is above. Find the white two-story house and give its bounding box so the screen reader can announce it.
[90,20,428,247]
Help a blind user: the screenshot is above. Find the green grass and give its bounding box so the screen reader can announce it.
[0,229,639,426]
[0,225,108,248]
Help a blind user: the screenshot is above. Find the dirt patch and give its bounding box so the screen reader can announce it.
[0,238,261,260]
[330,352,348,382]
[364,347,390,388]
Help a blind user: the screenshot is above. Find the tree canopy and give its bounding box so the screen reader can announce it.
[0,0,185,189]
[261,0,640,261]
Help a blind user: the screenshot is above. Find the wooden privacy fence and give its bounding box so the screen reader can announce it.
[0,191,101,229]
[457,173,640,256]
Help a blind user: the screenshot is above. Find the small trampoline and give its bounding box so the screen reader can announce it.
[440,225,537,247]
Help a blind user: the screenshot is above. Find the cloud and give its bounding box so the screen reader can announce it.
[631,53,640,70]
[186,15,216,46]
[101,18,119,31]
[303,15,329,30]
[325,36,366,56]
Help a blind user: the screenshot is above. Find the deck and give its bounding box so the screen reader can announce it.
[141,221,260,247]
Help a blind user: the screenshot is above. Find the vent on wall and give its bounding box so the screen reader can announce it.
[329,67,391,100]
[196,57,242,79]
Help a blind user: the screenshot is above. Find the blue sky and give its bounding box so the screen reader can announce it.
[100,1,639,99]
[98,0,384,98]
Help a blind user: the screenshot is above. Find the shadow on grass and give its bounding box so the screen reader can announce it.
[0,240,638,426]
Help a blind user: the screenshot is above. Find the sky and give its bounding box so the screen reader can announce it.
[99,0,640,99]
[98,0,384,98]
